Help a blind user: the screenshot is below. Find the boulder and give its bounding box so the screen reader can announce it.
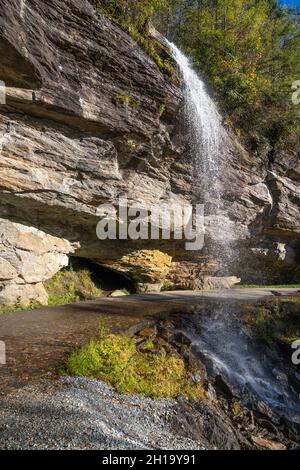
[0,219,74,305]
[197,276,241,290]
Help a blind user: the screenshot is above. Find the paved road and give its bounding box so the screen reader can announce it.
[0,288,299,394]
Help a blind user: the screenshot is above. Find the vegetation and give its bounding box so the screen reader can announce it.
[157,103,166,118]
[44,268,102,306]
[66,324,203,399]
[245,297,300,345]
[97,1,300,158]
[159,0,300,158]
[0,267,103,314]
[161,279,174,291]
[0,300,41,315]
[96,1,176,77]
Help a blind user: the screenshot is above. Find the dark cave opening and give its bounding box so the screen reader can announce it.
[69,257,136,293]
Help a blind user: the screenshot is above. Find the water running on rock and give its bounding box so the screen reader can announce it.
[167,41,224,207]
[168,42,300,427]
[184,304,300,426]
[167,41,235,269]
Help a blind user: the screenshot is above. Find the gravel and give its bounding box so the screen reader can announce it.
[0,377,205,450]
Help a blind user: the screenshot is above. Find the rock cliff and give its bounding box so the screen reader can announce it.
[0,0,299,304]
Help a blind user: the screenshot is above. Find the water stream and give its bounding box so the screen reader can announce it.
[167,41,224,207]
[168,42,300,425]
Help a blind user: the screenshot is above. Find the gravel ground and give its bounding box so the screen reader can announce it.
[0,377,205,450]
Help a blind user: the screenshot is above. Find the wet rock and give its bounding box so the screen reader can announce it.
[251,436,286,450]
[214,374,239,399]
[170,398,245,450]
[203,382,218,403]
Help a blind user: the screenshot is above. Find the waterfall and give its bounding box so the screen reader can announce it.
[167,41,225,207]
[168,43,300,426]
[167,41,236,273]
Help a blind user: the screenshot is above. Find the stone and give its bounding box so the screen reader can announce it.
[109,290,129,298]
[0,282,48,306]
[0,257,17,280]
[251,436,286,451]
[138,328,156,338]
[197,276,241,290]
[0,219,73,305]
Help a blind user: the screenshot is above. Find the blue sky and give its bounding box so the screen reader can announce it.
[280,0,300,7]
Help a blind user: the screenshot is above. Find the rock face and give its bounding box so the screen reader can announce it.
[0,0,298,303]
[0,218,73,305]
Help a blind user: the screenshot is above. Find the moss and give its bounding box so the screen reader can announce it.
[65,327,204,399]
[118,91,132,106]
[157,103,166,118]
[44,268,103,306]
[245,297,300,346]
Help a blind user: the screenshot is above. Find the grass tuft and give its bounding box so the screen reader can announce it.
[65,328,203,400]
[44,269,102,306]
[0,300,42,315]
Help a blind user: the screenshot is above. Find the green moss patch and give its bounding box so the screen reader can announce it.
[44,269,103,306]
[245,297,300,346]
[65,327,203,399]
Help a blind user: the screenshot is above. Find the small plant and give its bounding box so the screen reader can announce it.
[157,103,166,118]
[246,297,300,346]
[127,139,138,151]
[118,91,132,106]
[66,328,203,399]
[235,284,300,289]
[0,300,42,315]
[161,279,174,292]
[44,268,103,306]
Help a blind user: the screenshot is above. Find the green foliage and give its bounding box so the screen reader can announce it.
[161,279,174,291]
[157,103,166,118]
[118,91,132,105]
[246,297,300,345]
[235,284,300,289]
[66,329,203,399]
[158,0,300,157]
[97,1,175,78]
[44,269,103,306]
[0,300,42,315]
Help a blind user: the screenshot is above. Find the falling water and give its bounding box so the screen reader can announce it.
[167,41,225,207]
[167,41,235,271]
[168,41,300,426]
